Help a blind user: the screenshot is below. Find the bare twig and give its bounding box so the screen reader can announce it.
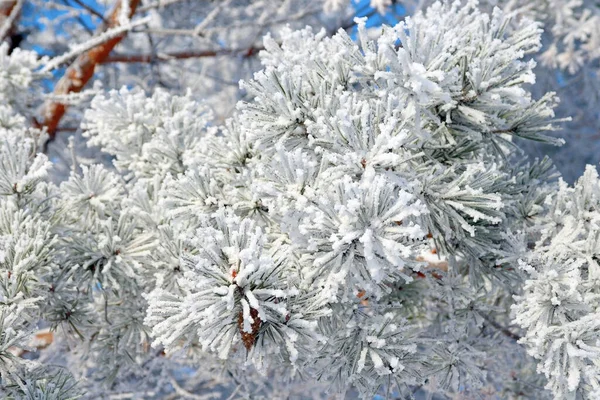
[481,313,522,342]
[192,0,233,36]
[137,0,186,12]
[69,0,109,25]
[169,375,214,400]
[103,46,265,63]
[41,16,149,72]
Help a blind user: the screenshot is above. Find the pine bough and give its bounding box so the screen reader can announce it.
[0,1,598,398]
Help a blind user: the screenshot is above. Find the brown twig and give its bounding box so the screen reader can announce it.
[102,46,265,63]
[481,313,521,342]
[38,0,141,139]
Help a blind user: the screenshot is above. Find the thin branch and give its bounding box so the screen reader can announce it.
[53,126,79,132]
[137,0,186,12]
[103,46,265,63]
[481,313,522,342]
[69,0,108,25]
[41,16,150,72]
[38,0,142,139]
[58,0,96,35]
[192,0,231,36]
[135,27,195,36]
[169,374,214,400]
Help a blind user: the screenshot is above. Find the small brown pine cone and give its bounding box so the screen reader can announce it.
[238,307,261,350]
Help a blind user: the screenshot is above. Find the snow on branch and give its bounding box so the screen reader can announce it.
[0,0,21,42]
[5,0,599,398]
[137,0,187,12]
[38,0,142,138]
[41,17,150,73]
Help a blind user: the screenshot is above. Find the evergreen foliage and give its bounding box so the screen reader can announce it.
[0,1,599,398]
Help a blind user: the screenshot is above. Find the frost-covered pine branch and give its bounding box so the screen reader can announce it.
[1,0,599,398]
[514,166,600,398]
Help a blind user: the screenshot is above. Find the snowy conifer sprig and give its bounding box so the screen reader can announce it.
[82,88,215,181]
[145,211,325,368]
[2,0,599,398]
[137,1,568,397]
[514,166,600,398]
